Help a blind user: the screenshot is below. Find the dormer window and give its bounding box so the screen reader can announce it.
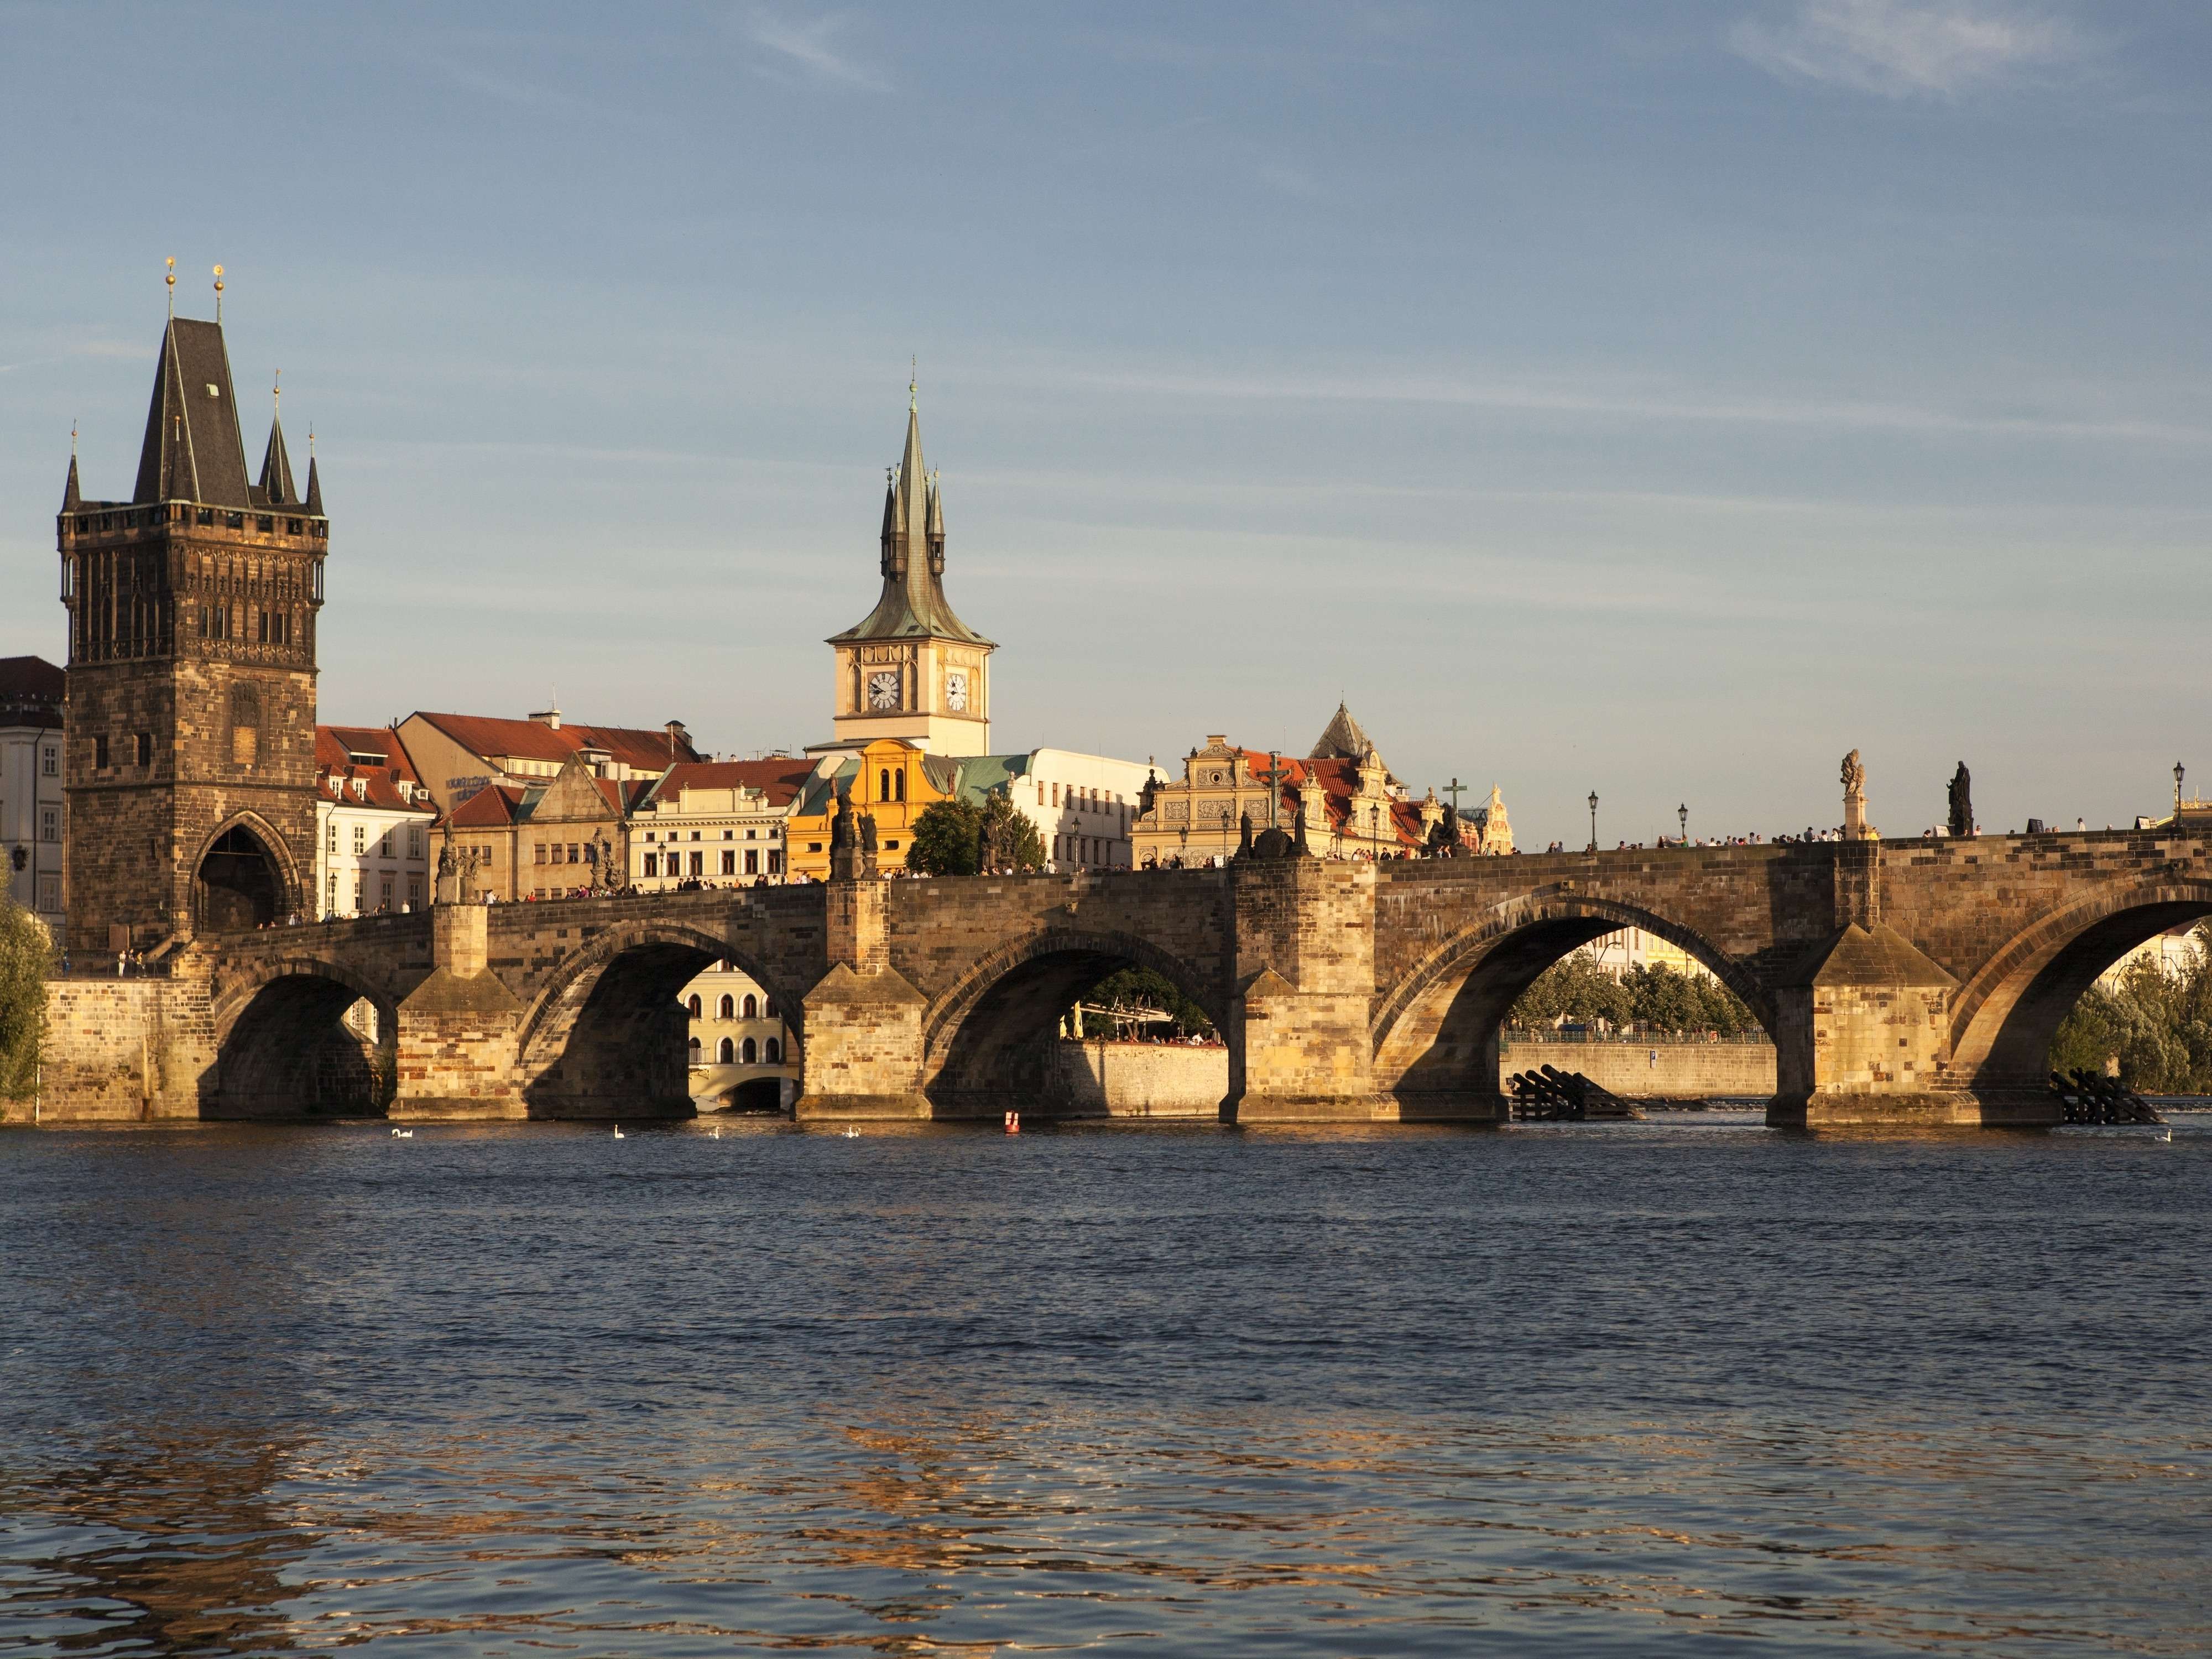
[327,776,343,797]
[352,778,368,801]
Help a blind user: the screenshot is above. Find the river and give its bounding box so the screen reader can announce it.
[2,1113,2206,1656]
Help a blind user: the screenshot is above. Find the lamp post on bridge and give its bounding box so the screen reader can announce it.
[1587,791,1598,854]
[1678,803,1688,847]
[2177,761,2187,822]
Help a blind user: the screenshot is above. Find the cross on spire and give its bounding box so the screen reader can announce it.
[1443,778,1465,812]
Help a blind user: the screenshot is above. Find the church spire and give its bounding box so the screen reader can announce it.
[302,452,323,515]
[827,380,992,651]
[258,373,296,506]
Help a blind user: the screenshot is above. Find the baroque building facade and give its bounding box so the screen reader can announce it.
[57,309,328,950]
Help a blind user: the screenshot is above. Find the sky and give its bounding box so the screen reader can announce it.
[2,1,2207,848]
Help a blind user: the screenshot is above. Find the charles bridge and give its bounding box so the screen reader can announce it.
[36,825,2212,1128]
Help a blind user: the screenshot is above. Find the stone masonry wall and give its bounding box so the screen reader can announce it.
[1499,1038,1777,1099]
[15,972,216,1121]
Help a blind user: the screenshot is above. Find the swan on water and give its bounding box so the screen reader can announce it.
[613,1126,625,1139]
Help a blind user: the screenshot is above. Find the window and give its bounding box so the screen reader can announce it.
[741,993,757,1019]
[409,828,425,859]
[534,844,547,864]
[764,999,778,1019]
[689,852,703,877]
[769,851,783,874]
[379,832,394,859]
[568,844,581,863]
[723,829,733,840]
[880,769,892,801]
[740,1037,758,1065]
[642,852,658,878]
[41,746,56,777]
[1052,782,1060,807]
[93,734,108,769]
[718,994,735,1019]
[380,875,394,910]
[229,684,260,766]
[352,825,366,854]
[690,831,701,842]
[407,875,422,909]
[687,995,702,1018]
[721,850,735,875]
[744,849,758,875]
[327,823,338,853]
[717,1037,734,1063]
[688,1037,702,1065]
[764,1037,781,1064]
[41,808,59,843]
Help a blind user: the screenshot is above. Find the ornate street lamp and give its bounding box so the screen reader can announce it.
[1678,803,1688,846]
[2176,761,2187,818]
[1587,791,1599,854]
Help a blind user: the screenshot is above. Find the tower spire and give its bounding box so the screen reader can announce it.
[212,263,224,324]
[165,257,175,317]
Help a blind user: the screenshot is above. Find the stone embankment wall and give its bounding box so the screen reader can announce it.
[1046,1039,1228,1117]
[9,976,216,1122]
[1500,1038,1776,1099]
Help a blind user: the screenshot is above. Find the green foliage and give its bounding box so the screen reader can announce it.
[906,799,982,876]
[2049,925,2212,1092]
[0,896,52,1100]
[1084,966,1216,1039]
[1508,951,1758,1037]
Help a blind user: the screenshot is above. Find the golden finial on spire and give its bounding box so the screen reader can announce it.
[165,256,175,316]
[212,263,224,323]
[273,368,281,417]
[909,355,917,413]
[71,419,78,457]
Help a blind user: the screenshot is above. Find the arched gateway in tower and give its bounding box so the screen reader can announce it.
[825,383,995,757]
[58,304,328,950]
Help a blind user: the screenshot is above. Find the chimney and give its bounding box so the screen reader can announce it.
[530,706,561,729]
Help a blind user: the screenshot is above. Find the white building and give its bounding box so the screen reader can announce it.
[629,759,813,889]
[684,959,800,1111]
[314,726,438,917]
[1010,748,1161,872]
[0,656,65,937]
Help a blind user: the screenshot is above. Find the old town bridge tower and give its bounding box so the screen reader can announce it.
[58,304,327,951]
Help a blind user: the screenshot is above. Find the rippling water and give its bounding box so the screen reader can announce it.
[2,1113,2207,1656]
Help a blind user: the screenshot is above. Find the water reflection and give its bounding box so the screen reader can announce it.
[2,1121,2208,1655]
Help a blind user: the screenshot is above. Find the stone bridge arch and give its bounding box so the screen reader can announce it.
[205,954,402,1118]
[1371,889,1775,1109]
[922,926,1226,1117]
[515,919,807,1119]
[1944,878,2212,1100]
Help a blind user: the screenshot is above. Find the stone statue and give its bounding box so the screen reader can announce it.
[1948,763,1973,839]
[831,790,855,849]
[1841,749,1869,841]
[435,842,458,905]
[1427,803,1464,857]
[1238,810,1254,856]
[592,833,618,890]
[857,808,879,878]
[1292,802,1310,856]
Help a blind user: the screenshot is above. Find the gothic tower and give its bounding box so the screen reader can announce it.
[826,383,995,754]
[58,307,327,950]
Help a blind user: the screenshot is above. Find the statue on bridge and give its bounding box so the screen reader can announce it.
[1427,802,1465,858]
[1948,763,1974,839]
[1841,749,1870,841]
[830,789,862,880]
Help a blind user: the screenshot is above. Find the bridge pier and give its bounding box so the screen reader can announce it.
[1225,860,1402,1121]
[1767,922,1988,1127]
[390,904,527,1120]
[794,878,932,1119]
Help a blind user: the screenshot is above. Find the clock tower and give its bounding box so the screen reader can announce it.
[826,383,994,755]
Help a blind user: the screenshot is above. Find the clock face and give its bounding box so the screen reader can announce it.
[945,670,969,712]
[869,670,901,710]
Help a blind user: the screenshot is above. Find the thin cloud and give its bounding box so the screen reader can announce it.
[1730,0,2088,97]
[747,8,888,91]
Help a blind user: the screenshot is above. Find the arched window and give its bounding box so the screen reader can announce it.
[895,770,905,802]
[687,1037,701,1062]
[718,994,734,1019]
[742,993,758,1019]
[763,998,778,1019]
[880,769,893,801]
[686,994,702,1018]
[764,1037,781,1064]
[717,1037,734,1063]
[740,1037,758,1065]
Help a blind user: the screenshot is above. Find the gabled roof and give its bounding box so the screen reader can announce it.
[446,785,525,828]
[409,711,701,775]
[315,724,436,815]
[0,655,66,704]
[132,317,256,508]
[1311,702,1373,761]
[648,759,817,809]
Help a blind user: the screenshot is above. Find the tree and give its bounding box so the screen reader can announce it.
[1508,950,1757,1037]
[0,897,51,1100]
[906,799,982,876]
[2050,924,2212,1092]
[1086,965,1216,1039]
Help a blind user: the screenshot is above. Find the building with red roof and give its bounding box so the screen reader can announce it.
[395,705,700,815]
[312,725,438,917]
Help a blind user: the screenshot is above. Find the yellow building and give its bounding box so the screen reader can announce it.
[783,738,966,880]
